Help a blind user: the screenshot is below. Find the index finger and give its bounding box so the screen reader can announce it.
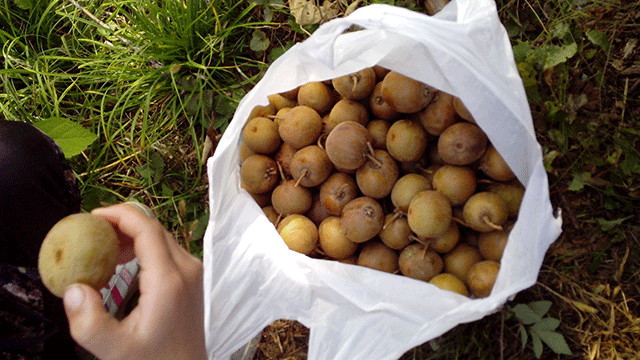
[91,203,174,272]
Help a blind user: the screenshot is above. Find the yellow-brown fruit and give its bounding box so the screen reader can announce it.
[38,213,119,298]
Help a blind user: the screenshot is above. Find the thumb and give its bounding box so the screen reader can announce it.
[64,284,124,359]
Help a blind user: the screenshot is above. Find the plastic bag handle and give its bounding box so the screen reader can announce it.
[299,2,496,69]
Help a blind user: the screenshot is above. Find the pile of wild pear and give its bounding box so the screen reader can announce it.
[239,66,524,298]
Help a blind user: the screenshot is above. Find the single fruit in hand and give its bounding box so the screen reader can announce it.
[38,213,119,298]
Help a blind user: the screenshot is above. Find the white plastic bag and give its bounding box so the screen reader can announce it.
[203,2,563,359]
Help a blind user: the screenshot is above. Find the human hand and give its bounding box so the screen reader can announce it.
[63,203,206,360]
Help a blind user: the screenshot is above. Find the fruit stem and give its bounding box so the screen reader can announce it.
[317,133,327,150]
[276,161,287,182]
[351,74,359,93]
[452,216,469,228]
[410,234,430,250]
[365,142,383,167]
[481,215,503,231]
[382,209,403,229]
[294,169,308,187]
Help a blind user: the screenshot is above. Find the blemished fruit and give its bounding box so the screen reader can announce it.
[386,119,428,162]
[319,172,358,216]
[240,154,279,194]
[38,213,119,298]
[278,105,323,149]
[437,122,487,165]
[324,121,372,171]
[242,116,281,155]
[332,67,377,100]
[398,244,443,281]
[466,260,500,298]
[240,67,524,300]
[341,196,385,243]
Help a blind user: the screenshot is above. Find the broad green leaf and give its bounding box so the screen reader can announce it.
[33,117,98,159]
[512,304,541,325]
[529,300,553,317]
[519,324,528,350]
[543,42,577,69]
[586,29,610,53]
[537,330,573,355]
[250,30,269,52]
[531,332,543,358]
[568,172,590,191]
[552,22,571,40]
[531,317,560,332]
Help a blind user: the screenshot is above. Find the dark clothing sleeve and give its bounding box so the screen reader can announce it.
[1,120,82,359]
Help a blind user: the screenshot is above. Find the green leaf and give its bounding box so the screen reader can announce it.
[512,304,541,325]
[191,211,210,241]
[81,186,118,212]
[594,216,633,232]
[543,42,577,69]
[551,22,571,40]
[531,332,543,358]
[531,317,560,332]
[544,150,560,172]
[537,330,573,355]
[529,300,553,317]
[568,172,591,191]
[135,151,165,182]
[33,117,98,159]
[586,29,610,53]
[250,30,270,52]
[519,324,528,350]
[13,0,34,10]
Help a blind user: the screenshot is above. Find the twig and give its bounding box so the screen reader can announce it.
[67,0,132,47]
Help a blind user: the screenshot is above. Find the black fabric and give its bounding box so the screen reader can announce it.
[0,120,81,359]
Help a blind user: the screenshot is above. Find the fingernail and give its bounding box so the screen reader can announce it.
[64,285,85,311]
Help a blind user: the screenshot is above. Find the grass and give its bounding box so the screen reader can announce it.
[2,0,639,359]
[1,0,287,255]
